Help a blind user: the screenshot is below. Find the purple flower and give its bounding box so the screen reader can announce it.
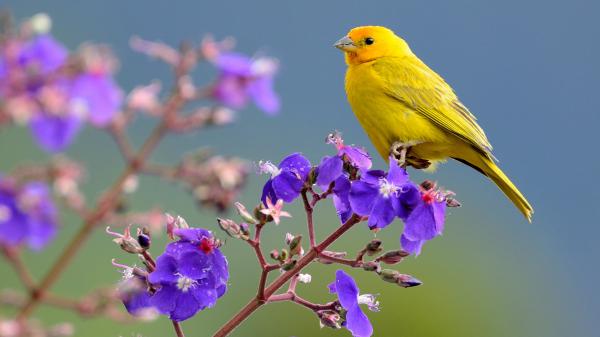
[29,113,83,153]
[349,158,420,229]
[18,34,67,74]
[148,228,228,321]
[70,73,123,127]
[119,275,155,318]
[400,188,447,256]
[259,153,311,204]
[213,52,279,115]
[0,178,58,250]
[316,133,372,190]
[329,270,377,337]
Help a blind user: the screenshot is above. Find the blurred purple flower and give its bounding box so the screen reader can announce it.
[329,270,377,337]
[119,275,155,318]
[148,228,228,321]
[29,113,83,153]
[349,159,420,229]
[18,34,67,74]
[70,73,123,127]
[0,178,58,250]
[259,153,311,204]
[213,52,279,115]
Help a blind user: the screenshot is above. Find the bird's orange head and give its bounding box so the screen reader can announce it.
[334,26,413,65]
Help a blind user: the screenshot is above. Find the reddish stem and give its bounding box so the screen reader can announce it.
[301,190,316,248]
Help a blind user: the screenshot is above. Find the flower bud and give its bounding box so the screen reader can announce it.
[446,197,462,208]
[307,167,318,186]
[317,251,346,264]
[234,202,258,224]
[289,235,303,256]
[365,239,383,256]
[376,250,409,265]
[107,226,144,254]
[137,233,151,250]
[380,269,400,284]
[397,274,423,288]
[217,218,249,240]
[362,261,381,273]
[269,249,280,260]
[254,204,268,223]
[279,249,289,261]
[318,310,341,329]
[420,180,435,190]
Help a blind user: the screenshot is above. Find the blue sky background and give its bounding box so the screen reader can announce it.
[1,1,599,336]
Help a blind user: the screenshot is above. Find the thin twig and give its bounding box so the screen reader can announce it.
[1,247,35,291]
[172,321,185,337]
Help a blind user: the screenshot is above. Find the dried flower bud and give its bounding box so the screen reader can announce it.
[380,269,401,284]
[269,249,280,260]
[289,235,303,256]
[365,239,383,256]
[234,202,258,224]
[307,167,318,186]
[281,259,297,271]
[362,261,381,273]
[254,204,268,223]
[106,226,144,254]
[376,250,409,265]
[420,180,435,190]
[279,249,289,261]
[318,310,341,329]
[217,218,249,240]
[446,197,462,208]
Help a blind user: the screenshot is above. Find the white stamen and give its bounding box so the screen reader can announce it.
[122,265,135,280]
[0,205,12,223]
[358,294,380,312]
[258,161,281,178]
[30,13,52,34]
[378,178,399,198]
[176,275,197,292]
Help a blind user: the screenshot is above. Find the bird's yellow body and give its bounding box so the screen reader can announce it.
[336,26,533,221]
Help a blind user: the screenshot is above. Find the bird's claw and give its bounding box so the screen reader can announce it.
[390,141,431,169]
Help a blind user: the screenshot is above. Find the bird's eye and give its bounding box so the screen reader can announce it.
[365,37,374,45]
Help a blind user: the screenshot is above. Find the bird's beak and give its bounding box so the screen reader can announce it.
[334,36,357,52]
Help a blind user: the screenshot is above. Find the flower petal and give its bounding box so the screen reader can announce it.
[29,114,83,153]
[178,251,210,280]
[334,270,359,310]
[333,176,353,224]
[317,156,343,189]
[400,234,425,256]
[149,284,178,314]
[260,179,278,204]
[71,74,123,127]
[368,196,396,229]
[403,201,438,241]
[346,305,373,337]
[148,254,179,284]
[340,146,372,170]
[396,184,420,220]
[248,77,279,115]
[278,153,311,181]
[170,291,200,321]
[349,181,378,216]
[386,159,409,186]
[213,74,249,109]
[215,53,253,76]
[272,171,303,203]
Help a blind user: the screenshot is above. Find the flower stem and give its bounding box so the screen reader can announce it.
[211,214,361,337]
[300,190,316,248]
[16,122,169,320]
[172,321,185,337]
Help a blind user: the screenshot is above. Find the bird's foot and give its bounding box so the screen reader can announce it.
[390,141,430,169]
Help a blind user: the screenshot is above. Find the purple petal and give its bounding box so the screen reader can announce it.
[149,284,178,314]
[316,156,343,189]
[386,159,409,186]
[403,201,438,241]
[349,181,378,216]
[340,146,372,170]
[213,74,249,109]
[400,234,425,256]
[260,179,278,204]
[368,196,396,229]
[334,270,359,310]
[178,251,209,280]
[173,228,212,244]
[148,254,179,284]
[360,170,386,185]
[170,292,200,321]
[0,192,28,246]
[215,53,253,76]
[278,153,311,181]
[328,281,337,294]
[123,285,153,316]
[71,74,123,127]
[333,176,353,224]
[19,35,67,74]
[192,280,218,309]
[29,114,83,153]
[22,182,57,250]
[272,171,303,203]
[210,249,229,287]
[396,184,420,220]
[432,200,446,235]
[346,306,373,337]
[164,241,200,260]
[248,76,279,115]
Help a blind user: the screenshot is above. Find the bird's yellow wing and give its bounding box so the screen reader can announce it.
[372,56,493,155]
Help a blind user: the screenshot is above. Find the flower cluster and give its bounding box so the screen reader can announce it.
[0,13,122,152]
[259,132,454,255]
[112,217,229,322]
[0,175,58,250]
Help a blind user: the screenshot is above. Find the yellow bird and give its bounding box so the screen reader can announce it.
[334,26,533,221]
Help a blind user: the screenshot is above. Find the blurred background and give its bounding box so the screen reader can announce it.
[1,0,598,336]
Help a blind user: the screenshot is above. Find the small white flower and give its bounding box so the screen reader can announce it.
[357,293,380,312]
[298,273,312,284]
